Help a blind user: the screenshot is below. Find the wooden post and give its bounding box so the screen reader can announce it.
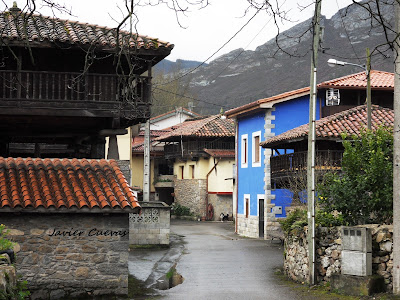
[366,48,372,130]
[307,0,322,286]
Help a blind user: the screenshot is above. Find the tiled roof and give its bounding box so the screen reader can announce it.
[226,70,394,118]
[318,70,394,89]
[0,157,140,212]
[155,115,235,141]
[204,149,235,158]
[132,129,171,153]
[0,8,173,52]
[225,87,310,118]
[260,105,394,148]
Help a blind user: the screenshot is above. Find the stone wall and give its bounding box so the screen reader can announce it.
[284,225,394,291]
[207,194,233,221]
[1,213,129,299]
[129,202,170,245]
[174,179,207,217]
[237,215,259,238]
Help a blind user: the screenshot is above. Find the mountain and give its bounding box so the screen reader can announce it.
[176,1,395,115]
[154,59,206,73]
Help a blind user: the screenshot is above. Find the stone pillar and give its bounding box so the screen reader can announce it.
[107,135,120,160]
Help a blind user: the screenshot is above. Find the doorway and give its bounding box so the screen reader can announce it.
[259,198,264,238]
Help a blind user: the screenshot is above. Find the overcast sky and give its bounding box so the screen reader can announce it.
[9,0,354,62]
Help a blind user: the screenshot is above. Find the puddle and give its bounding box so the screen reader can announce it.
[155,266,184,290]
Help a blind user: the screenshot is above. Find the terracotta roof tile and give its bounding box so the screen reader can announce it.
[155,115,235,141]
[318,70,394,89]
[0,9,173,52]
[0,157,140,212]
[261,105,393,148]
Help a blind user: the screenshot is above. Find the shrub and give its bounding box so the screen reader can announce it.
[0,224,14,251]
[318,127,393,225]
[171,203,192,216]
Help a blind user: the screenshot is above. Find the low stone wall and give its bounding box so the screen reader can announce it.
[284,225,394,291]
[207,194,232,221]
[129,201,170,245]
[174,179,207,217]
[237,215,259,238]
[1,213,129,299]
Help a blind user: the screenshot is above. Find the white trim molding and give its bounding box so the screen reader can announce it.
[252,131,262,167]
[241,134,248,168]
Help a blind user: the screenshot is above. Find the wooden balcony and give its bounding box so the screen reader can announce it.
[164,140,235,159]
[270,150,343,180]
[0,70,151,121]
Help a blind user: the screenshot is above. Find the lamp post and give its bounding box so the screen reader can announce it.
[327,48,372,130]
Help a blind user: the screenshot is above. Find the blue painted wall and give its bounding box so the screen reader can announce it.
[271,95,322,217]
[236,95,322,219]
[237,111,265,216]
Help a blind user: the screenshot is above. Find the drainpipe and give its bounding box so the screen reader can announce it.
[206,158,219,220]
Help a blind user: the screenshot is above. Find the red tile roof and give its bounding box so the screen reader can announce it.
[150,108,201,121]
[318,70,394,89]
[204,149,235,158]
[132,129,171,153]
[0,8,173,52]
[225,87,310,118]
[226,70,394,118]
[260,105,394,148]
[0,157,140,212]
[155,115,235,141]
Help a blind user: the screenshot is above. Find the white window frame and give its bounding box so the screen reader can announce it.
[241,134,248,168]
[243,194,250,217]
[252,131,262,167]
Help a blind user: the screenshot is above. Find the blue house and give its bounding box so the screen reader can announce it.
[226,87,318,238]
[225,70,394,239]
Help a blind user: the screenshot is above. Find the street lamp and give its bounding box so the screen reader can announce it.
[327,48,372,130]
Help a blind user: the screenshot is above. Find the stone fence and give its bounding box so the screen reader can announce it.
[129,201,170,245]
[284,224,393,291]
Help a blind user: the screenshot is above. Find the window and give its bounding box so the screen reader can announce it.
[241,134,248,168]
[190,165,195,179]
[244,194,250,218]
[180,166,184,179]
[252,131,261,167]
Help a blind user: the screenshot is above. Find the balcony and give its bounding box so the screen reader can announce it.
[164,140,235,159]
[270,150,343,181]
[0,70,151,120]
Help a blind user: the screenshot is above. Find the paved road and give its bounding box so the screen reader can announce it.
[156,220,302,300]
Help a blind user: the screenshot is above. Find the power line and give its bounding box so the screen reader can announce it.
[335,0,362,64]
[153,86,234,110]
[154,3,266,87]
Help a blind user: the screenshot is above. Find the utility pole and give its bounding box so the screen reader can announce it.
[307,0,322,286]
[143,119,151,202]
[366,48,372,130]
[393,2,400,294]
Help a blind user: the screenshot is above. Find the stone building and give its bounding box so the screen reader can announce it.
[155,115,235,220]
[0,157,140,299]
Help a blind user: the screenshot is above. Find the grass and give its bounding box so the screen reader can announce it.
[273,269,400,300]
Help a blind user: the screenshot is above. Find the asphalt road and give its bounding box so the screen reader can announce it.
[156,219,303,300]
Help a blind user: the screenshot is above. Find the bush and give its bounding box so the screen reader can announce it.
[0,224,14,251]
[318,127,393,225]
[171,203,192,216]
[279,208,346,235]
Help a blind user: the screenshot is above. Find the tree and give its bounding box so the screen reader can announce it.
[318,127,393,225]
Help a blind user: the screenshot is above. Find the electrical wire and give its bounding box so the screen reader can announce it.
[154,3,266,87]
[335,0,362,64]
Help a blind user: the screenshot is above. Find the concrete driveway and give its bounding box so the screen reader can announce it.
[153,219,302,300]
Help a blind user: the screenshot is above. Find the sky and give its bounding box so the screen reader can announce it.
[9,0,355,62]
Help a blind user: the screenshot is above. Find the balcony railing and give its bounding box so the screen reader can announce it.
[270,150,343,176]
[0,70,150,113]
[164,141,235,158]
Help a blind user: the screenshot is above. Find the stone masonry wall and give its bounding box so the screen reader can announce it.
[174,179,207,217]
[129,202,170,245]
[1,213,129,299]
[237,215,259,238]
[284,225,394,291]
[208,194,233,221]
